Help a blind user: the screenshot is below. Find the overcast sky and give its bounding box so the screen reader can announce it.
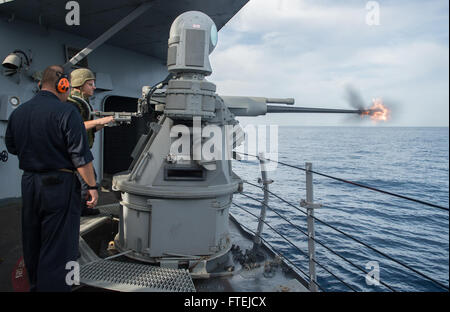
[209,0,449,127]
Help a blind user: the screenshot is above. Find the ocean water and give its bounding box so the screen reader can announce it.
[231,127,449,292]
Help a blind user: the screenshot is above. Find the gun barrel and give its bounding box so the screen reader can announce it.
[266,98,295,105]
[221,95,367,116]
[266,105,362,114]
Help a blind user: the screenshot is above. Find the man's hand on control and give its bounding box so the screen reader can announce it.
[97,116,115,126]
[86,189,99,208]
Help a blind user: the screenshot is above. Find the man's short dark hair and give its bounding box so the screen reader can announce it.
[41,65,65,88]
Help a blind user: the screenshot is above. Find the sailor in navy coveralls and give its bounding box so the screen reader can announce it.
[5,65,98,291]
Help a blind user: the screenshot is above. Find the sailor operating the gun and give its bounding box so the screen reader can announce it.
[68,68,113,216]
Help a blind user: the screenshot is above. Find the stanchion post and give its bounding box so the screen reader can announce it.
[305,162,318,292]
[253,153,272,248]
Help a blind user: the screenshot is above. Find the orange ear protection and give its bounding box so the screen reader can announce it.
[56,72,70,93]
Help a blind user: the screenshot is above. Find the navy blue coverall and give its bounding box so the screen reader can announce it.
[5,90,93,291]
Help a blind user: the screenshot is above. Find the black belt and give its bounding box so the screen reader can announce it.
[58,168,75,174]
[24,168,76,174]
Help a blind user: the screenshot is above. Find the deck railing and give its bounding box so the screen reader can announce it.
[232,152,449,292]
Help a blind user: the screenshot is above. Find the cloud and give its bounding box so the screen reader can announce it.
[210,0,449,126]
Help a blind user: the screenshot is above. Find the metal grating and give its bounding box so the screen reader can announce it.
[80,260,196,292]
[97,203,120,216]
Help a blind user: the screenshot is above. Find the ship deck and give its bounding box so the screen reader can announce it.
[0,190,309,292]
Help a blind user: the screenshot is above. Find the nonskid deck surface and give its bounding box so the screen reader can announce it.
[0,198,22,292]
[79,192,309,292]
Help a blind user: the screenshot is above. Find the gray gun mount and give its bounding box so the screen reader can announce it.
[112,12,245,267]
[111,11,368,270]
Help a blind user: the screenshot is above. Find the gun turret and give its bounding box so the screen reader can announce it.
[110,11,389,268]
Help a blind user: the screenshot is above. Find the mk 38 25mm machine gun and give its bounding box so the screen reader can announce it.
[111,11,384,271]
